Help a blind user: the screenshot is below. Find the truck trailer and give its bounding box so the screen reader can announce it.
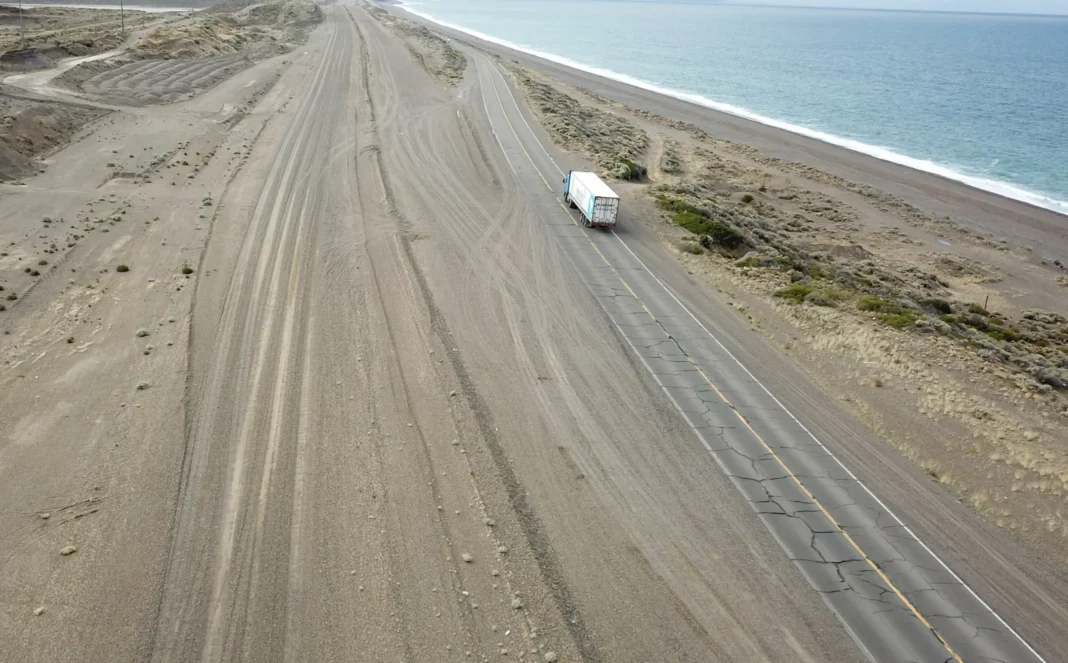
[563,171,619,229]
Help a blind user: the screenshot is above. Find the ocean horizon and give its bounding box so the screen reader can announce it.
[397,0,1068,216]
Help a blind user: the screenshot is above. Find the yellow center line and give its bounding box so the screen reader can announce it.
[483,58,964,662]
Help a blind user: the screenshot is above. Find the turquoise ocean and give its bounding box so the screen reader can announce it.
[398,0,1068,215]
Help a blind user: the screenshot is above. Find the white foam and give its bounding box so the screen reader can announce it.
[397,1,1068,217]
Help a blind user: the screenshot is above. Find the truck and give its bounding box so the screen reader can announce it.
[562,170,619,229]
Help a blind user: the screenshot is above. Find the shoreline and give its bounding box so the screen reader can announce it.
[392,1,1068,224]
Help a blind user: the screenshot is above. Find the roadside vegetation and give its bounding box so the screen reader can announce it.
[650,180,1068,394]
[365,6,466,85]
[506,66,649,181]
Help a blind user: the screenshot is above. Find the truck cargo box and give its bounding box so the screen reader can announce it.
[563,171,619,229]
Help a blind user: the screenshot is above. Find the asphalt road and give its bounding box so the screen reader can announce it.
[461,41,1049,663]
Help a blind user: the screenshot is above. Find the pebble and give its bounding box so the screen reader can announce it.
[461,553,473,563]
[497,545,509,554]
[33,607,45,616]
[449,391,457,397]
[544,653,558,662]
[59,545,77,556]
[511,597,523,610]
[39,513,50,520]
[491,569,499,577]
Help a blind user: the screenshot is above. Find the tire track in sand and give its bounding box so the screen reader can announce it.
[151,18,347,663]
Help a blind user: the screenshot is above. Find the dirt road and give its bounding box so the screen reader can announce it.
[2,2,1064,662]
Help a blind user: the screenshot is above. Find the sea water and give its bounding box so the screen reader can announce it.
[398,0,1068,215]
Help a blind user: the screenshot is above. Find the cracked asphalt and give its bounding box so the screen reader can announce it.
[466,45,1047,663]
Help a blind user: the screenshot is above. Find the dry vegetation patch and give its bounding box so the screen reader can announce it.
[52,0,320,105]
[506,65,648,181]
[366,7,466,85]
[1,92,109,181]
[0,6,155,72]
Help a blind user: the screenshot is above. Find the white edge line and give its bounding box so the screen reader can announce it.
[607,231,1047,662]
[493,66,564,177]
[614,303,880,663]
[485,50,1047,663]
[476,74,518,175]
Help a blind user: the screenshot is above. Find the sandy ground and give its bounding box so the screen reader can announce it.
[0,3,862,662]
[1,0,317,182]
[0,5,156,180]
[0,5,157,70]
[1,1,1066,662]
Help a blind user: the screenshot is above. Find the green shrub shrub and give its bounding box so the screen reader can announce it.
[805,290,842,307]
[656,195,745,250]
[614,157,647,181]
[985,326,1020,342]
[858,297,920,328]
[877,313,917,329]
[920,298,953,315]
[655,195,707,217]
[775,283,814,304]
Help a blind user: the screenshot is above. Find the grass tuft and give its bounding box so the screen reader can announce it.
[857,296,921,328]
[775,283,813,304]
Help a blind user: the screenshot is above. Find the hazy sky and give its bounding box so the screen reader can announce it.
[733,0,1068,14]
